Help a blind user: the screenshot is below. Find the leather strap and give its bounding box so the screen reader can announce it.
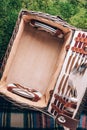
[56,113,79,130]
[54,94,66,104]
[51,103,73,117]
[54,94,77,109]
[64,102,77,109]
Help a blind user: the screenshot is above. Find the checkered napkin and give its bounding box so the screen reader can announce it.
[0,97,63,129]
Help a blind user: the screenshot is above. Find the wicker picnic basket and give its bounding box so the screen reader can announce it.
[0,10,87,130]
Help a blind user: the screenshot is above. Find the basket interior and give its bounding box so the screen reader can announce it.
[1,14,72,108]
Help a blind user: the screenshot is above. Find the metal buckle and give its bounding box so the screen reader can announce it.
[57,116,66,123]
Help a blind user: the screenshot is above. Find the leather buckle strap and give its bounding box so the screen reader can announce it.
[56,113,79,130]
